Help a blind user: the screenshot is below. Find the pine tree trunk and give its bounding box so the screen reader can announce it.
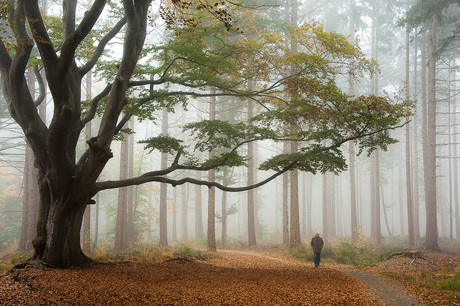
[195,170,203,239]
[127,119,134,245]
[115,124,129,250]
[160,107,168,247]
[425,16,439,250]
[322,173,328,238]
[182,184,188,241]
[405,14,414,246]
[282,143,289,245]
[221,190,227,247]
[207,92,217,252]
[247,93,257,246]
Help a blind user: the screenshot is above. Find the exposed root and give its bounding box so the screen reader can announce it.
[166,257,193,263]
[0,260,49,278]
[11,272,38,291]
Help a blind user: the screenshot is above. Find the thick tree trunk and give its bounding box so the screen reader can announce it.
[32,186,93,268]
[83,122,92,253]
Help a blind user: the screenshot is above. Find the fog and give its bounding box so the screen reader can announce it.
[0,0,459,251]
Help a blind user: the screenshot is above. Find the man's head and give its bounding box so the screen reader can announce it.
[315,232,320,237]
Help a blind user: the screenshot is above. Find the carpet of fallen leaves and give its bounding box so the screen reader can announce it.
[0,251,379,305]
[1,250,458,305]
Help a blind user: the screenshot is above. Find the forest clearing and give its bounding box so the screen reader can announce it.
[1,3,459,306]
[1,247,459,305]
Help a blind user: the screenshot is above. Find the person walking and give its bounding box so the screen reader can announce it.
[310,232,324,267]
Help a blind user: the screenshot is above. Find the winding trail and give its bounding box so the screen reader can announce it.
[340,269,423,305]
[222,250,424,305]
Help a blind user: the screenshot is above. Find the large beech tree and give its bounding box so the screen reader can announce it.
[0,0,410,267]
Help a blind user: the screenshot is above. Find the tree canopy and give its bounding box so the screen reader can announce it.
[0,0,410,267]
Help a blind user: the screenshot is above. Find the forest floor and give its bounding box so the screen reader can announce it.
[0,249,459,305]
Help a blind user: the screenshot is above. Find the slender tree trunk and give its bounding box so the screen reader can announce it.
[182,183,188,241]
[399,148,406,236]
[221,190,227,247]
[348,0,357,241]
[93,192,99,248]
[115,123,129,250]
[172,187,177,242]
[370,153,376,238]
[306,173,312,235]
[159,107,168,247]
[208,92,217,252]
[405,12,414,246]
[195,170,203,239]
[448,60,453,241]
[322,173,328,238]
[290,151,301,247]
[329,174,336,238]
[350,142,357,241]
[247,85,257,246]
[425,17,439,250]
[380,181,392,236]
[413,29,421,242]
[282,142,289,245]
[288,0,301,249]
[453,70,460,240]
[127,119,134,245]
[301,172,307,238]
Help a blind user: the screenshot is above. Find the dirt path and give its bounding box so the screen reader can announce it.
[223,250,424,305]
[340,269,423,305]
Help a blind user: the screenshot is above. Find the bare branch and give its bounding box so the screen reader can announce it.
[95,161,295,193]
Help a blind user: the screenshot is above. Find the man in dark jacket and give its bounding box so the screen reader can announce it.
[310,232,324,267]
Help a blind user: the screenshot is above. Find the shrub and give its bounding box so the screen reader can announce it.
[174,244,205,260]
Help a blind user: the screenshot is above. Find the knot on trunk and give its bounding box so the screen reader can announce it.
[32,236,46,254]
[87,137,113,159]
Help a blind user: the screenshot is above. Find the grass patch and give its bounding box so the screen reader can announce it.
[88,243,207,263]
[0,242,33,272]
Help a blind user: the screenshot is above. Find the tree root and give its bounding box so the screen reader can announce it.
[166,257,192,263]
[0,260,52,279]
[11,272,38,291]
[0,260,48,291]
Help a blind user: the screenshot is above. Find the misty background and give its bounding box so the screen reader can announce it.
[0,0,458,252]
